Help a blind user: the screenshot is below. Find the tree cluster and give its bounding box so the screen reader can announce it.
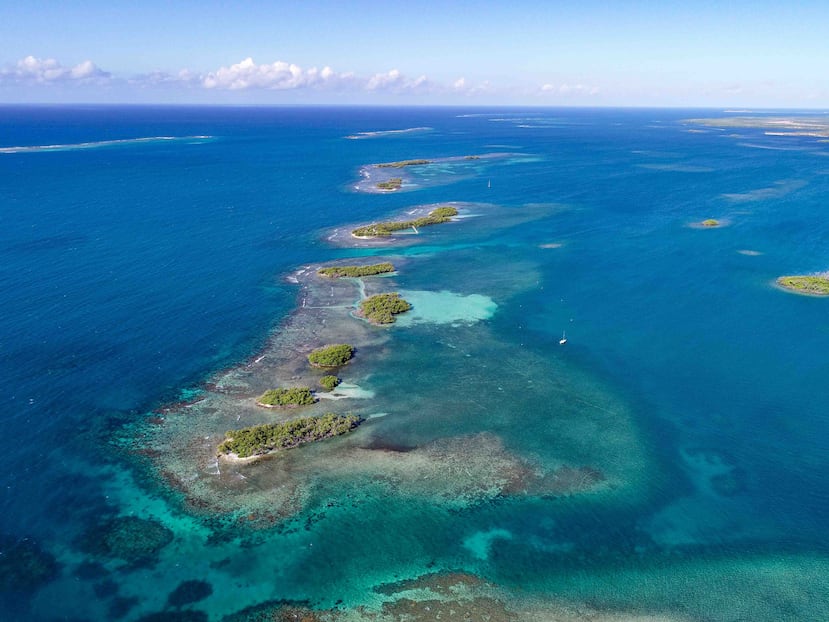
[376,178,403,190]
[358,293,412,324]
[218,413,363,458]
[317,263,395,278]
[352,206,458,237]
[257,387,316,407]
[308,344,354,367]
[377,159,431,168]
[319,375,342,391]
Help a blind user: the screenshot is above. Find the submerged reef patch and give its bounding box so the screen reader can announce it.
[0,534,60,592]
[219,570,689,622]
[167,579,214,608]
[78,516,173,565]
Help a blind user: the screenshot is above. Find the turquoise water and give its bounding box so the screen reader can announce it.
[1,106,829,620]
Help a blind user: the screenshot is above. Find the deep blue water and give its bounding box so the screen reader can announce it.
[2,105,829,620]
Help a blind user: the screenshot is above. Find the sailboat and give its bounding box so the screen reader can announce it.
[559,331,567,345]
[487,179,491,189]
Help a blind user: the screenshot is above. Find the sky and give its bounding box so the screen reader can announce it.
[1,0,828,107]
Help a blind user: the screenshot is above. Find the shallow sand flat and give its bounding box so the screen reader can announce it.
[394,289,497,326]
[721,178,807,202]
[345,127,433,139]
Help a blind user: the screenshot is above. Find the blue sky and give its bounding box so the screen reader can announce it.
[1,0,827,106]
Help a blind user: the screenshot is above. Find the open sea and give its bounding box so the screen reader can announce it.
[1,105,829,620]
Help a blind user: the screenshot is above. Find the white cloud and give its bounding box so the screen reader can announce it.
[201,57,345,90]
[365,69,431,93]
[1,54,531,102]
[129,59,429,96]
[540,82,600,96]
[130,68,202,88]
[451,77,495,97]
[0,56,110,84]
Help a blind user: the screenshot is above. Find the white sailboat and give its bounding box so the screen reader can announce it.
[559,330,567,345]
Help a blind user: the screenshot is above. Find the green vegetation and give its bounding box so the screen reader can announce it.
[308,344,354,367]
[352,206,459,237]
[376,178,402,190]
[319,375,341,391]
[701,219,720,227]
[257,387,316,407]
[217,413,363,458]
[358,293,412,324]
[377,159,431,168]
[317,262,395,278]
[776,275,829,295]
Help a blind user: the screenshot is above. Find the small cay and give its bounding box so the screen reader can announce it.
[308,343,355,368]
[776,275,829,295]
[218,413,363,458]
[352,206,458,238]
[377,159,431,168]
[376,178,402,190]
[357,292,413,325]
[317,262,395,278]
[256,387,316,407]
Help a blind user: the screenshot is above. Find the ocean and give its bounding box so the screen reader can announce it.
[1,105,828,621]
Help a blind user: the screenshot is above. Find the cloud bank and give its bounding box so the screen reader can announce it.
[2,55,601,103]
[540,82,600,96]
[0,56,110,84]
[201,57,349,90]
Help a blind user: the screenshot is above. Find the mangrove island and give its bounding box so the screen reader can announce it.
[352,206,458,238]
[317,262,395,278]
[776,275,829,296]
[377,159,431,168]
[308,344,355,368]
[358,292,412,324]
[217,413,363,458]
[376,178,403,191]
[257,387,316,407]
[701,219,720,227]
[319,375,341,391]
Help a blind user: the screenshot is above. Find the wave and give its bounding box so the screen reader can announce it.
[0,135,213,154]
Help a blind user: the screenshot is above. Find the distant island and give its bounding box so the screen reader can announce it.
[776,275,829,296]
[256,387,316,407]
[376,156,479,168]
[358,292,412,324]
[377,159,431,168]
[684,116,829,138]
[352,206,458,238]
[701,219,720,227]
[217,413,363,458]
[317,263,395,278]
[376,178,403,191]
[308,344,354,368]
